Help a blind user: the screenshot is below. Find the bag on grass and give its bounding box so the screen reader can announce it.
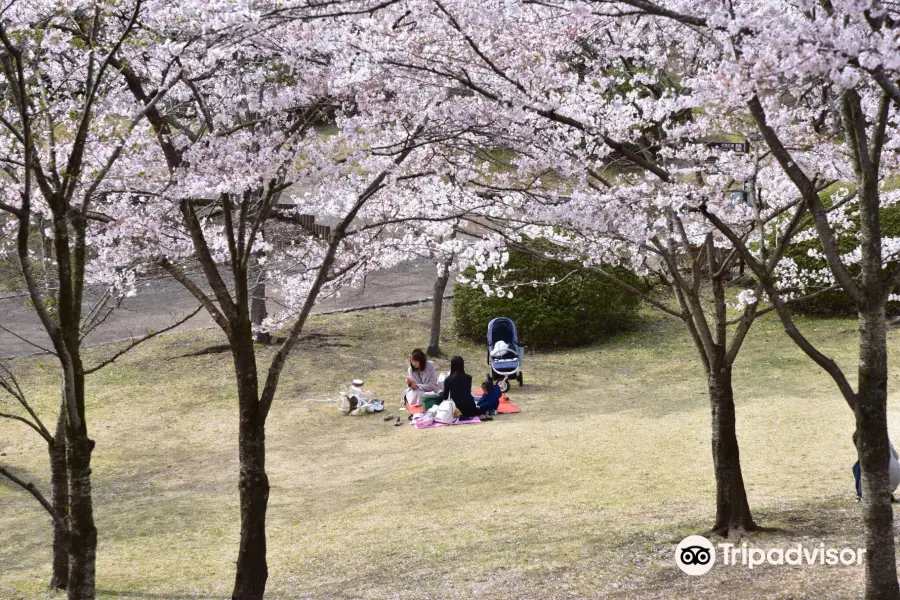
[338,393,358,414]
[413,412,435,428]
[434,400,457,425]
[422,393,443,411]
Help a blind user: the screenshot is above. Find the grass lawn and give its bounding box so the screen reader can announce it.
[1,302,898,599]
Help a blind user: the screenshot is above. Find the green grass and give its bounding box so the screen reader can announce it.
[0,303,896,599]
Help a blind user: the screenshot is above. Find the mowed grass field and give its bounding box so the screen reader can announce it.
[1,302,899,599]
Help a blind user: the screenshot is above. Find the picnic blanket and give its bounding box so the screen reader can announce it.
[406,390,521,415]
[412,415,482,429]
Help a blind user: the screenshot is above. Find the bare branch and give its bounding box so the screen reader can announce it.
[0,362,54,444]
[0,323,56,356]
[84,305,204,374]
[0,464,68,534]
[158,258,232,336]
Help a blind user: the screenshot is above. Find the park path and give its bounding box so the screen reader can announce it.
[0,260,440,359]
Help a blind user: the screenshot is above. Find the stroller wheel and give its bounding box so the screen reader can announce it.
[498,378,510,393]
[517,373,523,387]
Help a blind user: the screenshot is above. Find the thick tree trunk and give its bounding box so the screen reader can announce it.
[60,342,96,600]
[426,266,451,358]
[50,391,69,591]
[855,309,900,600]
[707,366,757,536]
[66,433,96,600]
[230,337,269,600]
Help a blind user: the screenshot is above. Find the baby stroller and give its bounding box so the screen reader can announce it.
[486,317,524,392]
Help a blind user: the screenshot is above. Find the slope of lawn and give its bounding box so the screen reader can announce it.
[1,302,897,599]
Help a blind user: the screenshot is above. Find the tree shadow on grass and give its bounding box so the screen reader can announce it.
[597,497,869,600]
[0,464,46,490]
[167,332,353,360]
[749,496,863,540]
[650,495,864,550]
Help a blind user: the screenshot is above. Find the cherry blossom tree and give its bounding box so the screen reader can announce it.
[457,134,838,538]
[567,2,900,597]
[97,5,490,597]
[379,0,900,596]
[372,0,795,538]
[683,4,900,596]
[0,2,191,597]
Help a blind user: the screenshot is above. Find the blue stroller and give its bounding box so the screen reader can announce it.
[486,317,524,392]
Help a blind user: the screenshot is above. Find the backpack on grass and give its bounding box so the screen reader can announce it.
[434,400,458,424]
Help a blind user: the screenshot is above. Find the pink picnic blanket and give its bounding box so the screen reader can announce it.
[412,416,482,429]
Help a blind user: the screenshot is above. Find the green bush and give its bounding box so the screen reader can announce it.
[779,190,900,316]
[453,242,643,349]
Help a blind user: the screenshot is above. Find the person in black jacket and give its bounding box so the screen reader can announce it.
[440,355,487,419]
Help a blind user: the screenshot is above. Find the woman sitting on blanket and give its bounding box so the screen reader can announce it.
[441,356,491,420]
[404,348,439,407]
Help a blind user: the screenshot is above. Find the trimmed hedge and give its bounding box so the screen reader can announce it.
[453,243,643,349]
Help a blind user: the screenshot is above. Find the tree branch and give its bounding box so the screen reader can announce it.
[0,361,54,444]
[747,93,863,305]
[0,464,68,534]
[84,305,204,374]
[699,203,857,408]
[0,323,56,356]
[158,259,231,336]
[0,199,23,218]
[258,124,427,420]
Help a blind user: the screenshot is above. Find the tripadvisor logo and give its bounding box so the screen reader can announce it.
[675,535,716,575]
[675,536,866,575]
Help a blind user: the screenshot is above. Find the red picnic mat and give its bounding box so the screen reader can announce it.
[406,390,521,414]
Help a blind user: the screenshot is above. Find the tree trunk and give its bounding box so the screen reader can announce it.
[250,269,271,345]
[66,433,96,600]
[427,265,451,358]
[230,337,269,600]
[708,366,757,536]
[855,308,900,600]
[49,391,69,591]
[61,341,96,600]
